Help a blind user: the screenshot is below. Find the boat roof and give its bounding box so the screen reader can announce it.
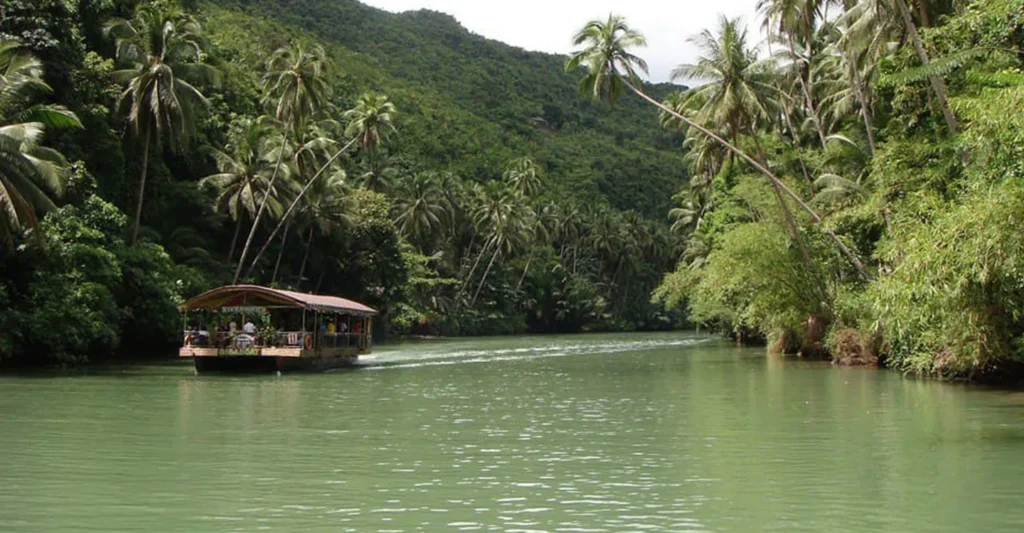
[180,285,377,316]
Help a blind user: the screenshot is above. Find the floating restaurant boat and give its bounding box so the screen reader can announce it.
[178,285,377,372]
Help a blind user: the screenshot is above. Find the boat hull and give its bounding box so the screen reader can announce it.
[183,347,365,373]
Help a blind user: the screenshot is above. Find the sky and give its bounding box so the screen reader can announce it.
[361,0,763,83]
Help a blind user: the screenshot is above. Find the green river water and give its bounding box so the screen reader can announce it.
[2,332,1024,532]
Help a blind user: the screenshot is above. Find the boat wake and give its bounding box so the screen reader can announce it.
[355,335,714,370]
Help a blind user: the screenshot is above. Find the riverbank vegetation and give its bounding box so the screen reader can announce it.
[2,0,1022,381]
[632,0,1024,380]
[0,0,685,364]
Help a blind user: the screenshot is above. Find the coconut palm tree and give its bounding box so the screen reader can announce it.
[565,14,867,278]
[393,172,451,250]
[261,44,330,136]
[234,42,331,282]
[757,0,831,147]
[673,16,778,151]
[504,157,542,197]
[293,169,351,288]
[676,16,818,272]
[467,182,533,307]
[244,94,398,279]
[344,92,397,153]
[106,3,215,244]
[0,40,81,246]
[199,117,287,262]
[840,0,958,135]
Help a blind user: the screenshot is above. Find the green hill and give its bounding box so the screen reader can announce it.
[206,0,688,216]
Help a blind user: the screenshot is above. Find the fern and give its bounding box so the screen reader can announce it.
[878,48,1005,87]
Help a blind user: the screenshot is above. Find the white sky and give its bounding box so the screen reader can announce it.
[361,0,763,83]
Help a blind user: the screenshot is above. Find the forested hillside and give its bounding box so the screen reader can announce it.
[210,0,687,216]
[0,0,687,364]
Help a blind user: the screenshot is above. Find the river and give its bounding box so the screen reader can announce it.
[2,332,1024,532]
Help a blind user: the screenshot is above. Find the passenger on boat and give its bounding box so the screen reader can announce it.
[243,320,256,334]
[327,321,336,334]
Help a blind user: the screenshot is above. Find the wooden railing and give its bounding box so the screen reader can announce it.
[183,330,367,350]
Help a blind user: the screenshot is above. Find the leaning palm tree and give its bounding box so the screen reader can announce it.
[106,3,216,244]
[293,170,352,288]
[0,40,82,246]
[243,94,399,279]
[199,117,287,262]
[840,0,958,135]
[234,42,331,282]
[466,182,533,307]
[676,16,817,273]
[565,14,867,278]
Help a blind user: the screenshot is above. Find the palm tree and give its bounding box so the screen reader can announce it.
[199,117,287,262]
[757,0,831,147]
[565,14,867,279]
[467,182,532,307]
[676,16,818,272]
[106,3,215,244]
[244,95,398,279]
[840,0,958,135]
[344,92,397,153]
[0,41,81,245]
[261,44,330,135]
[504,157,542,197]
[293,169,351,288]
[234,42,331,282]
[393,172,451,249]
[673,16,778,152]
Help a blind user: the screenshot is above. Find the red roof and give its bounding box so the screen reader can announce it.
[180,285,377,316]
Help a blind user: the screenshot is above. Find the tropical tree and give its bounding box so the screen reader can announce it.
[504,157,542,197]
[244,95,398,279]
[293,169,351,288]
[393,171,451,250]
[565,14,867,278]
[466,182,533,307]
[261,44,330,135]
[757,0,831,147]
[106,3,215,244]
[344,92,397,152]
[0,40,81,246]
[675,16,817,273]
[199,117,287,262]
[234,42,331,282]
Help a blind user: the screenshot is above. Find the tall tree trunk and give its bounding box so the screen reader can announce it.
[297,227,314,288]
[130,127,152,245]
[271,219,290,285]
[234,133,287,283]
[461,239,493,301]
[620,76,869,280]
[471,249,500,308]
[515,252,534,292]
[779,106,815,188]
[790,32,829,149]
[227,214,244,261]
[848,54,877,155]
[918,0,931,28]
[245,137,359,278]
[753,136,817,275]
[896,0,958,135]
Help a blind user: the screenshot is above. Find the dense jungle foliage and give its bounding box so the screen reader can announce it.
[2,0,1024,382]
[0,0,687,364]
[644,0,1024,380]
